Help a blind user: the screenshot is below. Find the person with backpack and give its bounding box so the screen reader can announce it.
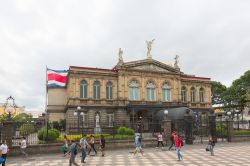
[0,140,8,166]
[133,133,143,156]
[99,135,106,157]
[175,135,183,161]
[80,135,90,163]
[62,135,69,155]
[88,135,97,156]
[208,135,215,156]
[168,131,176,150]
[65,140,80,166]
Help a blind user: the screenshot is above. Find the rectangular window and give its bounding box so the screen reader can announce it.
[106,86,113,100]
[181,91,186,102]
[200,91,205,103]
[80,85,87,99]
[94,86,100,99]
[130,88,140,100]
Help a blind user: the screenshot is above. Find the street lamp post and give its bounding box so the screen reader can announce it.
[74,106,81,134]
[226,111,232,141]
[235,110,240,130]
[4,96,16,121]
[138,116,143,138]
[164,110,169,120]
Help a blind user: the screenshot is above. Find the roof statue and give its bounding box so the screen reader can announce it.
[146,39,155,59]
[174,55,179,68]
[117,48,124,65]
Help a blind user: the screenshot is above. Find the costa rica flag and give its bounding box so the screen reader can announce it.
[47,68,68,88]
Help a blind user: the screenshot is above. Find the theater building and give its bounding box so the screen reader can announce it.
[47,50,212,133]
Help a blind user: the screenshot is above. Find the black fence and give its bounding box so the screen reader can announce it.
[11,122,44,146]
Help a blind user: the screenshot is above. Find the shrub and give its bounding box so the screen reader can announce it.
[117,127,134,135]
[37,127,60,141]
[50,128,60,138]
[124,128,134,135]
[233,130,250,135]
[117,127,126,135]
[19,123,35,136]
[38,127,46,140]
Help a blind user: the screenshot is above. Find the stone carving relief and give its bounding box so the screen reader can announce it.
[130,64,171,72]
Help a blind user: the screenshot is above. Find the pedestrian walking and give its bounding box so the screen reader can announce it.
[60,135,69,155]
[168,131,176,150]
[175,135,183,161]
[0,140,8,166]
[133,134,143,156]
[88,135,97,156]
[80,135,90,163]
[65,140,80,166]
[20,137,28,159]
[208,135,215,156]
[99,135,106,157]
[157,132,164,148]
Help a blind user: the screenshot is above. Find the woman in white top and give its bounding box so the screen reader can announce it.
[0,140,8,166]
[20,137,28,158]
[157,132,164,148]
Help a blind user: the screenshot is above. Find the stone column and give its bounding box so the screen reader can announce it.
[208,109,216,141]
[227,119,234,142]
[2,121,14,148]
[184,109,193,144]
[161,119,171,145]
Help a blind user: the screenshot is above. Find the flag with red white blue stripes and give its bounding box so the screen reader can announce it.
[47,68,68,88]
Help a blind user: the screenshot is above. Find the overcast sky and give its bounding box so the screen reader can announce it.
[0,0,249,112]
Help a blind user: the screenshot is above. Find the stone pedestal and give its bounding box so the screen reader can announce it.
[161,119,171,145]
[2,121,14,148]
[227,120,234,142]
[184,114,193,144]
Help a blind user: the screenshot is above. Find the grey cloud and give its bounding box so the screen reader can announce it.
[0,0,249,111]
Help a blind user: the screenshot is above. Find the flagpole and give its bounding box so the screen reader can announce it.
[46,65,49,142]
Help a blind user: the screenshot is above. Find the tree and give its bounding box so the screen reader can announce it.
[12,113,33,123]
[223,70,250,110]
[211,81,227,105]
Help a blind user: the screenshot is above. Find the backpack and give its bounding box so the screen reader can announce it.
[73,144,78,155]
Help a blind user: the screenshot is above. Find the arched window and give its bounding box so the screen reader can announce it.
[190,87,196,102]
[146,81,155,101]
[80,80,87,99]
[181,86,187,102]
[93,81,100,99]
[162,83,171,101]
[106,81,113,100]
[129,80,140,100]
[199,87,205,103]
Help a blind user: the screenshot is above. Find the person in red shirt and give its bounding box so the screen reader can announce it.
[168,131,176,150]
[175,135,183,161]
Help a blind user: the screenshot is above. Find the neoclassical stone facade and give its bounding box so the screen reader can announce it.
[47,57,211,133]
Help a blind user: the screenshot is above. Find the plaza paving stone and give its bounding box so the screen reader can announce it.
[7,142,250,166]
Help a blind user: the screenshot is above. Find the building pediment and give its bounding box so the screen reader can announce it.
[116,59,180,74]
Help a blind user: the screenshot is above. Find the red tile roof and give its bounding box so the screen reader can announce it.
[181,74,211,81]
[69,66,118,72]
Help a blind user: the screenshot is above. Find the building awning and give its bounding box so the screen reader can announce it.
[155,107,195,120]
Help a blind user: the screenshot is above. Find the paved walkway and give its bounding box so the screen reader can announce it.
[6,142,250,166]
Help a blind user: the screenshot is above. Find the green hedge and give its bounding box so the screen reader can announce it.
[233,130,250,135]
[38,127,60,141]
[117,127,134,135]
